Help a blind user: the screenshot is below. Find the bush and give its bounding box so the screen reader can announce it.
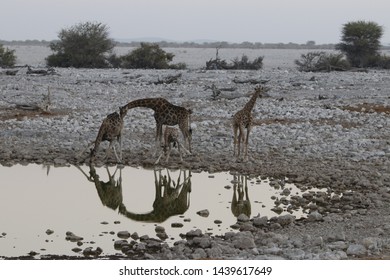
[46,22,115,68]
[376,55,390,69]
[109,43,186,69]
[0,44,17,67]
[232,55,264,70]
[295,51,350,72]
[206,54,263,70]
[336,21,383,68]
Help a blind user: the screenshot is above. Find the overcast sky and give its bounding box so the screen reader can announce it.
[2,0,389,45]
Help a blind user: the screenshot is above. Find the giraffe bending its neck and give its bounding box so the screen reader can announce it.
[123,98,192,155]
[79,106,128,164]
[232,85,269,161]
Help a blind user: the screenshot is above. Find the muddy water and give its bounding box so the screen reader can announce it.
[0,164,316,258]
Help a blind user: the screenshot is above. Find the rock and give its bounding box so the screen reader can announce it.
[192,237,211,248]
[196,209,210,217]
[237,214,250,223]
[186,229,203,238]
[117,231,131,239]
[307,211,323,222]
[65,231,83,242]
[114,240,128,250]
[155,226,165,233]
[131,232,139,240]
[346,244,367,256]
[277,214,295,226]
[253,216,268,227]
[232,232,255,250]
[171,223,184,228]
[361,237,378,250]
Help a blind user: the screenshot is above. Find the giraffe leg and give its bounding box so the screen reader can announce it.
[179,123,192,155]
[179,142,190,155]
[237,125,245,159]
[78,141,94,162]
[118,135,123,162]
[176,141,183,162]
[154,124,163,156]
[244,126,251,161]
[233,124,238,156]
[165,143,172,163]
[154,151,164,164]
[112,144,122,163]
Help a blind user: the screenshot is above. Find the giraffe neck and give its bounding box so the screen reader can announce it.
[243,91,260,112]
[124,98,165,111]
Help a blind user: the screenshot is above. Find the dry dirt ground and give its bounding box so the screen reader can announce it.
[1,64,390,259]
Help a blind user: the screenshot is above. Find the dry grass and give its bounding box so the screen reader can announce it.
[341,103,390,114]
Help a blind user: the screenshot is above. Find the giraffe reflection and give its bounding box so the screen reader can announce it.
[231,175,251,217]
[119,169,192,223]
[76,165,123,211]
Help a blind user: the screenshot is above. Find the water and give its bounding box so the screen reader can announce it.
[0,164,318,258]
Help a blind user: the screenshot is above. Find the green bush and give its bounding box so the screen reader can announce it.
[295,51,350,72]
[46,22,115,68]
[0,44,17,67]
[109,43,186,69]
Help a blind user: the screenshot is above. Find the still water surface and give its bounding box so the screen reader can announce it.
[0,164,310,257]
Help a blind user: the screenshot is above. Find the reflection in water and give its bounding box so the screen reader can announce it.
[0,164,327,258]
[231,175,251,217]
[76,165,192,223]
[77,165,123,211]
[119,169,192,223]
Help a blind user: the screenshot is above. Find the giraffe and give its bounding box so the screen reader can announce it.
[155,126,191,164]
[232,85,270,161]
[79,105,128,164]
[231,175,251,217]
[76,164,122,211]
[118,169,192,223]
[123,98,192,155]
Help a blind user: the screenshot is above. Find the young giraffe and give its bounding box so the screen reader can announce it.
[79,105,128,164]
[232,85,270,161]
[155,126,191,164]
[123,98,192,155]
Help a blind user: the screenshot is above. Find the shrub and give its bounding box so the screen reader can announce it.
[232,55,264,70]
[336,21,383,68]
[206,54,263,70]
[295,51,350,72]
[109,43,186,69]
[0,44,17,67]
[46,22,115,68]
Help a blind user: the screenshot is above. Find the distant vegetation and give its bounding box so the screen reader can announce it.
[206,47,263,70]
[0,44,17,67]
[336,21,390,69]
[1,20,390,70]
[295,51,350,72]
[108,42,186,69]
[46,22,115,68]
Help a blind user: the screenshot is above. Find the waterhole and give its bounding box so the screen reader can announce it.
[0,164,325,258]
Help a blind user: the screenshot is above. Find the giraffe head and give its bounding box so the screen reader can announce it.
[119,105,128,118]
[254,85,270,97]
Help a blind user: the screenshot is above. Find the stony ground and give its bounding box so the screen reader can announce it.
[1,65,390,259]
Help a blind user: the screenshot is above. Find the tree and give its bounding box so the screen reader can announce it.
[336,21,383,68]
[46,22,115,68]
[0,44,16,67]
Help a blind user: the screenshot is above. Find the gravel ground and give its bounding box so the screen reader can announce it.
[1,63,390,259]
